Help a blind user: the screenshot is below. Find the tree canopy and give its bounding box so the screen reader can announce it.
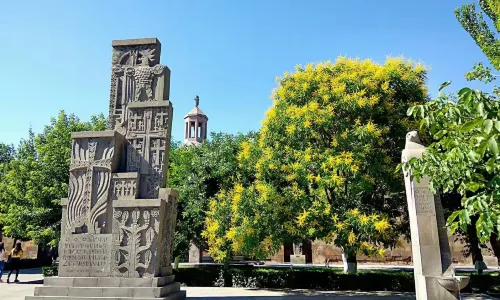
[204,57,429,263]
[168,132,256,259]
[0,111,106,245]
[456,0,500,84]
[406,86,500,244]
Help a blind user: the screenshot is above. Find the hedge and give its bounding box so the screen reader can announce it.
[30,264,500,295]
[173,265,500,295]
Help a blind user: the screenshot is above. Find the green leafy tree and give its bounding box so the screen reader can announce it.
[168,132,255,260]
[0,143,14,165]
[405,86,500,265]
[456,1,500,85]
[204,57,429,271]
[0,111,106,245]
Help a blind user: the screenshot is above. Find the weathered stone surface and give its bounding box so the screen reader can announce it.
[402,131,468,300]
[290,254,306,265]
[59,234,113,277]
[188,241,202,263]
[27,38,183,300]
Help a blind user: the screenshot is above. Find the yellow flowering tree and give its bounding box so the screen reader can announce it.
[204,57,428,271]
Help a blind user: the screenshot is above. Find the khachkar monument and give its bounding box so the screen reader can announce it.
[402,131,469,300]
[26,38,186,300]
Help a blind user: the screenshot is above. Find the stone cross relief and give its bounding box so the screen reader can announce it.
[67,139,113,234]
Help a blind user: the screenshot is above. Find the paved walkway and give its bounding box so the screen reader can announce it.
[0,269,497,300]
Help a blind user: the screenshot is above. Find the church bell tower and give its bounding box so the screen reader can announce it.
[184,95,208,145]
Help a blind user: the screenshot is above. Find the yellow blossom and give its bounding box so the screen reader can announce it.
[335,222,345,230]
[366,121,377,134]
[331,138,338,147]
[286,124,296,134]
[375,219,390,232]
[360,215,370,225]
[304,119,312,128]
[378,248,386,257]
[348,231,356,245]
[238,141,251,161]
[226,227,237,240]
[348,208,360,216]
[381,81,389,91]
[297,210,310,227]
[350,164,360,173]
[307,173,315,182]
[235,183,244,194]
[315,174,322,183]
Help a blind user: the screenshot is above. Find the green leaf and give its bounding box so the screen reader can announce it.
[495,121,500,132]
[449,222,459,235]
[439,81,452,91]
[487,136,499,156]
[486,157,496,173]
[460,118,483,132]
[406,106,415,117]
[467,150,481,162]
[478,102,485,116]
[458,87,472,103]
[483,120,493,134]
[446,210,461,225]
[434,130,447,139]
[459,210,470,232]
[465,182,484,192]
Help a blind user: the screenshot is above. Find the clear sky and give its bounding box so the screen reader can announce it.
[0,0,492,147]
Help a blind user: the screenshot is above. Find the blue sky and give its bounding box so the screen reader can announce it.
[0,0,492,146]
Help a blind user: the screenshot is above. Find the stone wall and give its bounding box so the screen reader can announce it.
[264,235,485,266]
[1,237,38,260]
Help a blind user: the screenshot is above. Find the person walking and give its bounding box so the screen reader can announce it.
[0,242,5,282]
[7,241,23,283]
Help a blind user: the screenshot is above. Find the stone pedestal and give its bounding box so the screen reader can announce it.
[290,255,306,264]
[402,131,468,300]
[188,241,202,263]
[26,38,185,300]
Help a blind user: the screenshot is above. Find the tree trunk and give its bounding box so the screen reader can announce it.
[489,232,500,271]
[468,216,484,264]
[467,216,487,273]
[342,251,357,274]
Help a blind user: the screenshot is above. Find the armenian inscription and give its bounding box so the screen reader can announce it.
[59,234,112,277]
[414,187,435,215]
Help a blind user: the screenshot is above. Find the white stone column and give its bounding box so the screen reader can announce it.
[402,131,465,300]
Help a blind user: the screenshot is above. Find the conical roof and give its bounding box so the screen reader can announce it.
[184,106,208,119]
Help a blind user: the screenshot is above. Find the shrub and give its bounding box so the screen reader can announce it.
[42,266,59,277]
[173,265,500,294]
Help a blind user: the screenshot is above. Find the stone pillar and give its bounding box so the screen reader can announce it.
[402,131,468,300]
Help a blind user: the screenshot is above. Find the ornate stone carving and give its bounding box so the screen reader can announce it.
[112,207,160,277]
[56,39,179,288]
[67,137,114,234]
[110,173,140,200]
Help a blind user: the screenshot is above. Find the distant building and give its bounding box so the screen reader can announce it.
[184,95,208,145]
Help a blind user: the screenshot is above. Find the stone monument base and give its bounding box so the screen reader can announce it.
[26,268,185,300]
[416,275,461,300]
[290,254,306,264]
